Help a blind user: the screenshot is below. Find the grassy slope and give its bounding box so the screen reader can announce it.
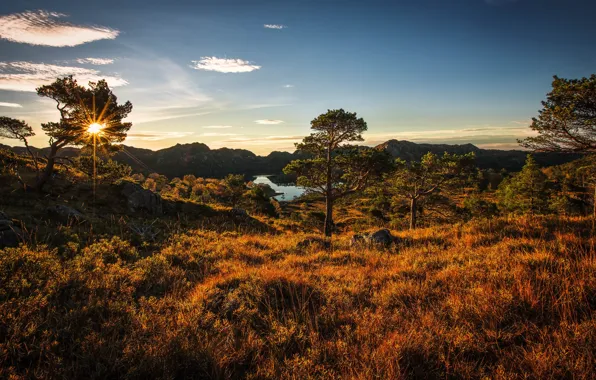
[1,216,595,379]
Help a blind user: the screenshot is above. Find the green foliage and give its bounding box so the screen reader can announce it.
[497,155,550,214]
[37,76,132,148]
[0,117,35,142]
[222,174,246,207]
[73,155,132,183]
[463,195,498,219]
[521,74,596,152]
[387,151,476,229]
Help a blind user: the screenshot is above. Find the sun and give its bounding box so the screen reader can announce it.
[87,122,104,134]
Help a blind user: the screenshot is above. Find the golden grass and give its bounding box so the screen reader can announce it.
[1,216,595,379]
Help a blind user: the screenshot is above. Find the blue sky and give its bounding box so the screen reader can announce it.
[0,0,595,154]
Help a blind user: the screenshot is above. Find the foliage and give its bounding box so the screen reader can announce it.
[284,109,393,236]
[497,155,550,215]
[0,117,35,142]
[520,74,596,152]
[386,151,476,229]
[222,174,246,207]
[27,76,133,190]
[463,194,498,219]
[73,155,133,183]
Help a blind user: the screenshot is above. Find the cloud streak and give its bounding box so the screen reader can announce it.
[201,132,239,137]
[264,24,286,29]
[0,10,119,47]
[76,58,114,65]
[0,61,128,92]
[203,125,233,129]
[255,119,284,125]
[0,102,22,108]
[125,131,194,141]
[190,57,261,73]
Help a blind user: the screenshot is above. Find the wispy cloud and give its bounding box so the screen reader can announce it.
[255,119,284,125]
[0,10,119,47]
[76,58,114,65]
[283,84,294,88]
[201,132,239,137]
[128,110,211,125]
[190,57,261,73]
[264,24,286,29]
[242,103,290,110]
[0,61,128,92]
[125,131,194,141]
[225,135,303,144]
[0,102,22,108]
[203,125,233,129]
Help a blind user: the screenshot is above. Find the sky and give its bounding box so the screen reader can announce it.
[0,0,595,154]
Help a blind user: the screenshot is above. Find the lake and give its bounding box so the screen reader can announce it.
[252,175,305,201]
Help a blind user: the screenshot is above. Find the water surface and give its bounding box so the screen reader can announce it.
[252,175,304,201]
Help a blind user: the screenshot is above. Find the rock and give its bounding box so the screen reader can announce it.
[370,229,395,246]
[351,229,397,247]
[0,213,22,248]
[119,181,163,215]
[296,237,330,250]
[45,205,85,224]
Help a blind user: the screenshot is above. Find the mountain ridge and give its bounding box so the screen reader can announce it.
[0,140,580,178]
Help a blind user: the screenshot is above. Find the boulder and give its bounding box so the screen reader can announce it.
[119,181,163,215]
[45,205,85,224]
[0,213,22,248]
[351,229,397,247]
[370,229,395,246]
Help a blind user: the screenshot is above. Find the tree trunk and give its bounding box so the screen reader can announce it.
[592,184,596,231]
[34,142,59,191]
[324,144,333,237]
[324,194,333,237]
[410,197,417,230]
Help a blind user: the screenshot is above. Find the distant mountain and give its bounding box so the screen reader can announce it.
[376,140,580,172]
[1,140,581,179]
[0,142,308,179]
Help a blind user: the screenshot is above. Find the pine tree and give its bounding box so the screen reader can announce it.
[497,155,549,215]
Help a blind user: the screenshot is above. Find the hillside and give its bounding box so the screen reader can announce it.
[1,214,594,379]
[377,140,581,172]
[1,139,580,179]
[1,144,595,379]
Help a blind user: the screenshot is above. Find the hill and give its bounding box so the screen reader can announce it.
[377,139,580,171]
[1,214,594,378]
[1,139,580,179]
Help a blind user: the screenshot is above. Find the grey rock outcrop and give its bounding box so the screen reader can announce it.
[119,181,163,215]
[351,229,397,247]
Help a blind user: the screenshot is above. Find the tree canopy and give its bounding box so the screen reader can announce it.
[497,155,550,215]
[37,76,133,150]
[520,75,596,153]
[284,109,392,237]
[388,152,476,229]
